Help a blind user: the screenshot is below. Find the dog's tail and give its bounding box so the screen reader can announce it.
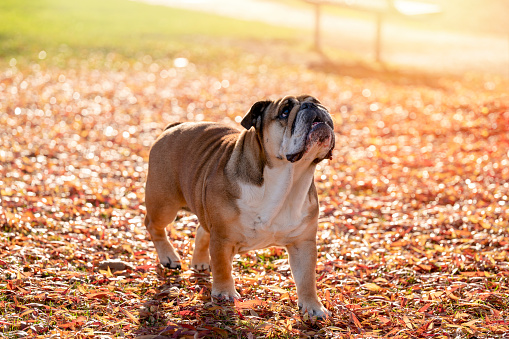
[164,122,183,131]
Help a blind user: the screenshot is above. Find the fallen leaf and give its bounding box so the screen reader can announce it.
[418,303,432,313]
[403,315,413,329]
[234,299,265,309]
[97,259,134,272]
[363,283,383,292]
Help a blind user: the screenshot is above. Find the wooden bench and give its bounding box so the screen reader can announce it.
[304,0,442,62]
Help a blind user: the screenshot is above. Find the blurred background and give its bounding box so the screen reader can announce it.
[140,0,509,75]
[2,0,509,77]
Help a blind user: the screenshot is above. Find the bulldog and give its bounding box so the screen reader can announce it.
[144,95,335,318]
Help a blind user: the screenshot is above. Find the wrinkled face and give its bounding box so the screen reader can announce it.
[241,95,335,164]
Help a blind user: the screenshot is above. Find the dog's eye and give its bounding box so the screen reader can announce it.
[279,105,291,119]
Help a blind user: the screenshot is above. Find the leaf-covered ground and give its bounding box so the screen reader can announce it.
[1,50,509,338]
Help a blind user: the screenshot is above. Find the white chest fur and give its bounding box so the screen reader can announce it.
[236,163,316,253]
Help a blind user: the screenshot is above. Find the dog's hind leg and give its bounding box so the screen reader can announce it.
[191,225,210,272]
[144,204,181,270]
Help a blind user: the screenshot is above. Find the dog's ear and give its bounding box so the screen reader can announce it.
[241,100,271,130]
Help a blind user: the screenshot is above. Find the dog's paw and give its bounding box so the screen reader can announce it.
[160,257,182,270]
[191,263,210,272]
[298,301,330,320]
[211,289,240,301]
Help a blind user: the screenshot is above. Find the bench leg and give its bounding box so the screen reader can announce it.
[375,12,383,63]
[314,3,322,53]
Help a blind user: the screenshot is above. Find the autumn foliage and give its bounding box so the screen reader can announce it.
[1,51,508,338]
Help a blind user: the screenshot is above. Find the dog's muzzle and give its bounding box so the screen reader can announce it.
[286,102,335,163]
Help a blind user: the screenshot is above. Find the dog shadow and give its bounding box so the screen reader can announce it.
[134,268,329,337]
[136,269,215,338]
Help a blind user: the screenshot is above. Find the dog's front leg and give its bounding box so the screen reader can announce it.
[287,240,329,319]
[209,238,240,301]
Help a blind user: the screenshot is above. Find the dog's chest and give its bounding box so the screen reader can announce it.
[235,166,315,253]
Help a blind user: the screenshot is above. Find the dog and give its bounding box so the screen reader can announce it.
[144,95,334,318]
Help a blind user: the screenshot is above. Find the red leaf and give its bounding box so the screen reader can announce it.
[178,310,196,316]
[180,324,196,330]
[418,303,432,313]
[379,316,391,325]
[75,316,87,325]
[58,321,77,329]
[350,312,362,328]
[325,289,332,304]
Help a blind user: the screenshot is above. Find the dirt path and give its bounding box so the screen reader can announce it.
[140,0,509,76]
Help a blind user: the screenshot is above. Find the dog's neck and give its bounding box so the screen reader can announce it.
[231,129,317,228]
[227,129,267,186]
[257,161,315,227]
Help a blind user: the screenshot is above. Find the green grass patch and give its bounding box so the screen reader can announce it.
[0,0,301,64]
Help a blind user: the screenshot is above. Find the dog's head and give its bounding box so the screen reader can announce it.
[241,95,335,164]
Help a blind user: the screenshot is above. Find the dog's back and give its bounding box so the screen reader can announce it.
[164,122,183,131]
[146,122,239,215]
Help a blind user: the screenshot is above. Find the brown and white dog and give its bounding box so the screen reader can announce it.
[144,95,334,318]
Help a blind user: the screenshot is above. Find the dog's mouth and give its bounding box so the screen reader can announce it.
[286,119,335,163]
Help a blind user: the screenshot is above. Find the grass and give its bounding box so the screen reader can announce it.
[0,0,301,65]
